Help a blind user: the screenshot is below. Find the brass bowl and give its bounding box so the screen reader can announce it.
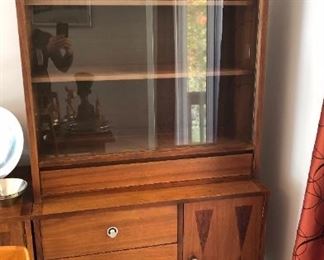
[0,178,27,201]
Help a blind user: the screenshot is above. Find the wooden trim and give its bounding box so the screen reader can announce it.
[252,0,269,176]
[32,219,44,260]
[65,244,178,260]
[41,154,253,197]
[26,0,252,6]
[32,68,252,84]
[34,180,268,218]
[177,204,184,260]
[259,192,269,260]
[39,141,253,170]
[24,221,35,260]
[16,0,42,203]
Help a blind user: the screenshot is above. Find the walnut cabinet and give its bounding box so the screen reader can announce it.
[15,0,269,259]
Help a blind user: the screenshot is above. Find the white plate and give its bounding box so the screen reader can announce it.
[0,107,24,178]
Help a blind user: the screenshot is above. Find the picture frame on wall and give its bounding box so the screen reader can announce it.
[31,6,92,27]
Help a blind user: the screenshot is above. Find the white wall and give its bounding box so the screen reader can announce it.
[260,0,324,259]
[0,0,29,164]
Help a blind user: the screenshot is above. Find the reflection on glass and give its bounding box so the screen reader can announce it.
[29,3,256,158]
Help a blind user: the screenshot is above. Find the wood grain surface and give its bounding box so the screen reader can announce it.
[41,154,253,196]
[253,0,269,177]
[62,244,177,260]
[39,141,253,169]
[33,180,268,217]
[183,196,265,260]
[40,205,177,259]
[0,222,25,247]
[16,0,42,202]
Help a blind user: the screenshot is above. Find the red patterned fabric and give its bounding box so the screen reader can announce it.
[293,102,324,259]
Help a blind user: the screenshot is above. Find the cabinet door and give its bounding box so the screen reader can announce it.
[183,196,265,260]
[23,1,259,166]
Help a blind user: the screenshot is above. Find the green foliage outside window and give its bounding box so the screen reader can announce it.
[187,3,207,93]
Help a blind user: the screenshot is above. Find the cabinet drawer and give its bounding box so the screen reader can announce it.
[68,244,177,260]
[40,205,177,259]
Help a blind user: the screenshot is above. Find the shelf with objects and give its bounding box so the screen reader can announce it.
[34,74,255,168]
[27,2,258,167]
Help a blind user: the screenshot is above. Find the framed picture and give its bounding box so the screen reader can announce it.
[31,6,92,27]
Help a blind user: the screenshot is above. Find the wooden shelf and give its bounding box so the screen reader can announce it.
[33,180,267,217]
[38,139,253,169]
[26,0,252,7]
[32,68,252,84]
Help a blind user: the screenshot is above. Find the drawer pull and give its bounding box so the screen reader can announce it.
[190,256,198,260]
[107,227,118,238]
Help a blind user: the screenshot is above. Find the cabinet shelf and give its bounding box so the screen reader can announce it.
[32,68,252,84]
[38,139,253,169]
[26,0,252,7]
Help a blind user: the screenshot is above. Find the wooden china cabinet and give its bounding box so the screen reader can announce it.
[15,0,269,259]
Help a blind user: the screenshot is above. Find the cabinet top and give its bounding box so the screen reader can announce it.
[25,0,252,6]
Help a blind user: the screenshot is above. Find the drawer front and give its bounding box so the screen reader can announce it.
[41,205,177,259]
[42,154,253,197]
[68,244,177,260]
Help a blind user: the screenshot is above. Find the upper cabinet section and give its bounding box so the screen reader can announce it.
[24,0,259,166]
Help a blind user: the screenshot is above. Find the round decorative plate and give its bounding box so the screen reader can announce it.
[0,107,24,178]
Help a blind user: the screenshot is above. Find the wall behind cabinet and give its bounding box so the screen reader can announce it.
[0,0,28,164]
[260,0,324,259]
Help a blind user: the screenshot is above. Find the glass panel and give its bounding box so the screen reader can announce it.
[27,1,258,159]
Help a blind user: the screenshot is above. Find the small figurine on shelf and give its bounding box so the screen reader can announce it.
[75,72,96,131]
[64,86,76,121]
[95,96,102,122]
[95,96,111,133]
[46,92,60,127]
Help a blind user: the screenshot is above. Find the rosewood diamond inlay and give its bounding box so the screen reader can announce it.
[195,209,213,252]
[235,205,253,249]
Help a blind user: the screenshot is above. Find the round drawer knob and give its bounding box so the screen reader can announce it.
[191,257,198,260]
[107,227,118,238]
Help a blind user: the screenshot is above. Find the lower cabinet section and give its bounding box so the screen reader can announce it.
[0,221,34,260]
[34,184,267,259]
[183,196,265,260]
[67,244,177,260]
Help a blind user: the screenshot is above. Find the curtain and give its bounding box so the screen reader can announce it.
[293,101,324,259]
